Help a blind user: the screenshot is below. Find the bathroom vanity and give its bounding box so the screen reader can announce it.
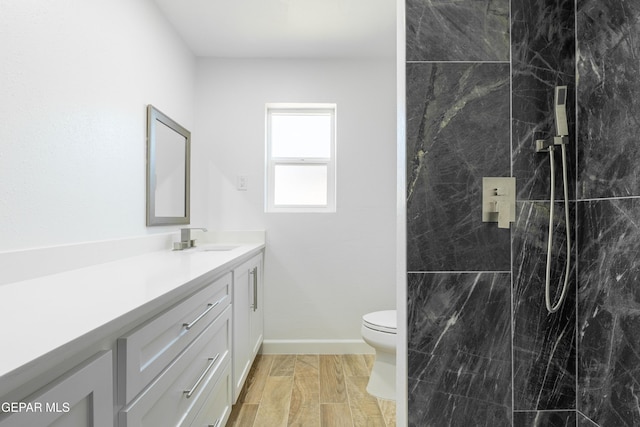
[0,236,264,427]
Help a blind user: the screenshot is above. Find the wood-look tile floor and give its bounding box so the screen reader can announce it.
[227,354,396,427]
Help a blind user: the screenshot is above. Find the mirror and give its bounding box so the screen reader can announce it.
[146,105,191,226]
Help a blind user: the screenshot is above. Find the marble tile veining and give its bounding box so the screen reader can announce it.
[577,1,640,199]
[409,378,511,427]
[578,199,640,426]
[577,411,599,427]
[406,62,511,272]
[406,0,509,62]
[511,0,576,201]
[512,201,576,410]
[513,410,577,427]
[408,272,511,426]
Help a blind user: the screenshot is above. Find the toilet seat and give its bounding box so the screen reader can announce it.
[362,310,396,334]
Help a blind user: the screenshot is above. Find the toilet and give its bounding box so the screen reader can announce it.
[361,310,396,400]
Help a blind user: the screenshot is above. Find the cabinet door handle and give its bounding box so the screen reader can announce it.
[183,353,220,398]
[183,299,221,330]
[208,419,221,427]
[249,267,258,312]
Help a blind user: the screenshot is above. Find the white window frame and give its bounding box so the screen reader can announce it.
[265,103,336,213]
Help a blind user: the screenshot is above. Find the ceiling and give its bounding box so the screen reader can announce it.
[152,0,396,58]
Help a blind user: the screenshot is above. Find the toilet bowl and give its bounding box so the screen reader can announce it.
[361,310,396,400]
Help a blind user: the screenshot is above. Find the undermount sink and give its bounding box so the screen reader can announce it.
[196,244,240,252]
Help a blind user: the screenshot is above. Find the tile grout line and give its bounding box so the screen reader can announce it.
[285,355,293,427]
[508,0,515,423]
[318,355,323,426]
[258,355,275,426]
[342,355,356,427]
[286,356,295,426]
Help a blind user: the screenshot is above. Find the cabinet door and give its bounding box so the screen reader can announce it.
[232,252,264,402]
[0,351,113,427]
[248,255,264,359]
[232,263,251,402]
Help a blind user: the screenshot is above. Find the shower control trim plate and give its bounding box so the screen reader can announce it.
[482,177,516,229]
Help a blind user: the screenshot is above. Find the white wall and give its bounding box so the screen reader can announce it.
[2,2,397,350]
[195,58,397,348]
[0,1,197,252]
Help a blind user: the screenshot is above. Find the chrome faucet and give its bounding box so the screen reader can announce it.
[173,227,208,250]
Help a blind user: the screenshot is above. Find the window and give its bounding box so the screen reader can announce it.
[265,104,336,212]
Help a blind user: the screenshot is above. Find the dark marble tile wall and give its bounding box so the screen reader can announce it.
[513,410,577,427]
[406,0,581,425]
[513,201,576,410]
[510,0,578,414]
[408,273,512,426]
[577,199,640,427]
[576,2,640,427]
[406,0,510,62]
[577,1,640,199]
[406,62,511,272]
[511,0,576,201]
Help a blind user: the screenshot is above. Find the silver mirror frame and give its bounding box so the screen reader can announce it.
[146,104,191,226]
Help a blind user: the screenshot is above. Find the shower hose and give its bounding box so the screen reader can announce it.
[544,142,571,313]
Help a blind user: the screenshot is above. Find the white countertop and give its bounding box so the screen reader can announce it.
[0,242,264,380]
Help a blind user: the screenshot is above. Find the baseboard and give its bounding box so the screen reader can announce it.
[261,339,374,355]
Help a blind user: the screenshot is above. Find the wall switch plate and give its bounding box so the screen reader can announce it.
[482,177,516,228]
[237,175,248,191]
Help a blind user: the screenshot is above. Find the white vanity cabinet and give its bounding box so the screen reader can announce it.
[0,351,113,427]
[118,307,231,427]
[118,273,233,427]
[117,272,231,404]
[0,241,265,427]
[232,253,264,401]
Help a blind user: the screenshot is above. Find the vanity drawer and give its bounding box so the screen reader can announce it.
[118,273,231,403]
[0,351,113,427]
[118,306,231,427]
[189,364,232,427]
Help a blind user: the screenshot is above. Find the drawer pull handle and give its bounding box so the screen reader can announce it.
[183,353,220,398]
[183,299,222,330]
[208,419,221,427]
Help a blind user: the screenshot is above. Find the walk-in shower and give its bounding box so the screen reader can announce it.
[536,86,571,313]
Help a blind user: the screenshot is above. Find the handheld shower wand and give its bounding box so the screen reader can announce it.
[536,86,571,314]
[554,86,569,136]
